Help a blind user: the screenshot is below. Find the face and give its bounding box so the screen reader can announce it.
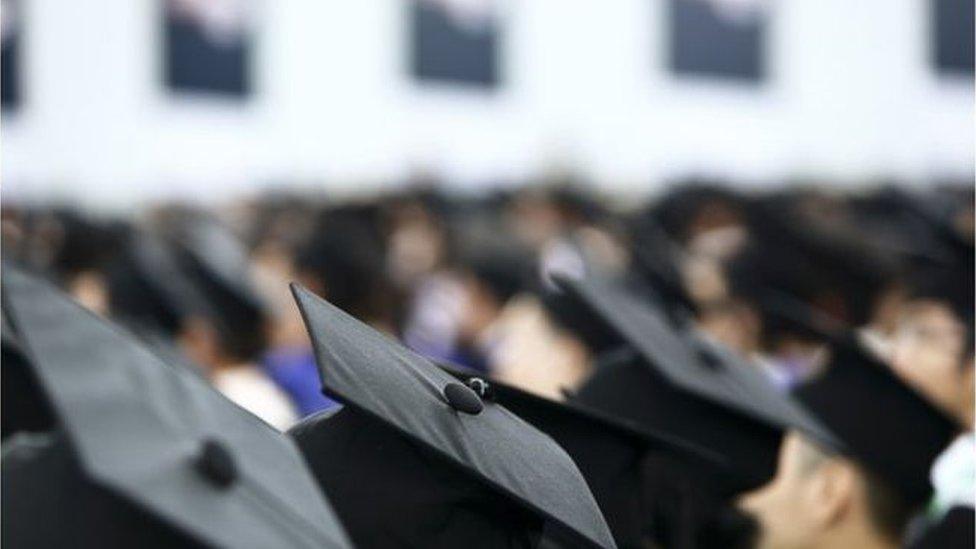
[737,432,832,549]
[890,300,972,425]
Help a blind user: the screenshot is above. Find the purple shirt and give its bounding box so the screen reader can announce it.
[261,346,338,417]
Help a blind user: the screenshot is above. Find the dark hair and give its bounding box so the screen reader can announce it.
[295,212,396,325]
[861,467,915,543]
[901,265,975,355]
[174,250,269,363]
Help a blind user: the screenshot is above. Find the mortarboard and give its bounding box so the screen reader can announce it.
[3,430,201,548]
[437,361,760,549]
[106,229,216,338]
[2,266,352,549]
[792,335,961,506]
[1,295,56,439]
[723,245,850,345]
[627,216,699,319]
[289,283,617,549]
[742,194,900,326]
[555,274,837,491]
[166,213,269,361]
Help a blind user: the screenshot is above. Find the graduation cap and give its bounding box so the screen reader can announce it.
[844,188,961,267]
[1,296,56,439]
[723,245,850,344]
[106,229,216,337]
[289,283,617,549]
[3,430,202,548]
[792,335,961,506]
[2,266,352,549]
[875,186,974,259]
[166,213,269,361]
[437,362,760,549]
[742,195,898,326]
[555,274,837,491]
[627,216,698,319]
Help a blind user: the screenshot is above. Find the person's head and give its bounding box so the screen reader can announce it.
[455,251,528,342]
[294,210,399,333]
[737,431,913,549]
[888,267,974,427]
[890,303,974,428]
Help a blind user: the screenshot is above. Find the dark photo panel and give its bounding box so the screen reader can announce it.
[410,0,499,87]
[163,0,252,97]
[668,0,767,82]
[2,0,21,110]
[931,0,974,75]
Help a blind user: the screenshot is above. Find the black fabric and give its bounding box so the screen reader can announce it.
[556,275,836,448]
[742,196,896,327]
[291,283,617,549]
[637,453,758,549]
[627,217,698,319]
[3,266,351,549]
[439,363,757,549]
[724,244,851,345]
[909,506,975,549]
[107,230,214,338]
[169,215,269,361]
[2,431,201,549]
[540,287,625,355]
[291,407,543,549]
[792,337,961,506]
[577,350,781,495]
[1,309,57,439]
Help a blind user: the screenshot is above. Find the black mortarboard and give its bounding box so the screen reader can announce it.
[576,348,783,495]
[792,335,961,506]
[627,216,698,318]
[289,283,617,549]
[872,186,974,260]
[556,275,836,491]
[724,244,850,345]
[42,209,127,282]
[742,194,898,326]
[646,182,746,246]
[2,266,352,549]
[106,229,216,338]
[3,431,200,548]
[1,297,56,439]
[167,213,269,361]
[459,247,532,305]
[845,188,961,267]
[437,362,759,549]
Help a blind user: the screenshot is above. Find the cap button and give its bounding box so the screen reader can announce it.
[465,377,494,400]
[195,438,238,489]
[444,382,484,415]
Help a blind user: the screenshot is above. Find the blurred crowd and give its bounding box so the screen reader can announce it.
[1,179,973,437]
[4,177,975,548]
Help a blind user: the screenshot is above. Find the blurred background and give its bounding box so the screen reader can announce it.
[1,0,973,430]
[1,0,973,208]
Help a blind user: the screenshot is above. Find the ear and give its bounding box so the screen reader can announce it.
[806,459,856,528]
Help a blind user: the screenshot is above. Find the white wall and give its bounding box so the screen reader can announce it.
[2,0,972,210]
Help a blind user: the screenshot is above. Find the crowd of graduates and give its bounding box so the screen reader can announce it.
[1,178,973,548]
